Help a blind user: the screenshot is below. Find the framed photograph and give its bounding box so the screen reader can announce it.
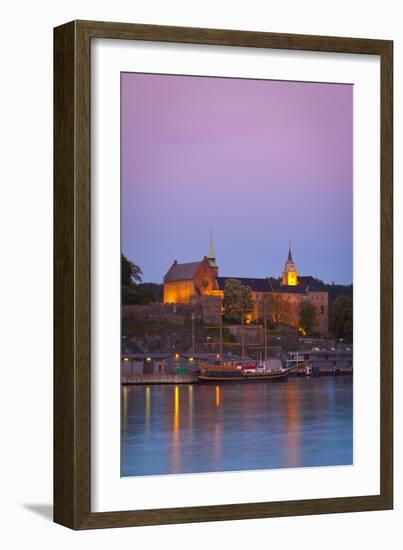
[54,20,393,529]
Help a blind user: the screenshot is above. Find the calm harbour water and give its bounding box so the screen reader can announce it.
[121,377,353,477]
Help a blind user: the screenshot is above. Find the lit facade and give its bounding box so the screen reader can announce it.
[281,247,298,286]
[163,239,328,334]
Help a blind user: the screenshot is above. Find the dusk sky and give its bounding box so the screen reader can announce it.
[122,73,353,285]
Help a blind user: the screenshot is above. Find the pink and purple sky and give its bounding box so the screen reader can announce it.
[122,73,353,284]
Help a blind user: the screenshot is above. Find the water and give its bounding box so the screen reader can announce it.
[121,377,353,477]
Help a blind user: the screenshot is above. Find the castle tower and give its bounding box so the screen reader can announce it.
[282,242,298,286]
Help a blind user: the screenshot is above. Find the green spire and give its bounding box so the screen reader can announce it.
[207,230,217,267]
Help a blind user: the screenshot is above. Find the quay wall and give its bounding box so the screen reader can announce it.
[122,297,221,325]
[289,367,353,377]
[122,373,198,385]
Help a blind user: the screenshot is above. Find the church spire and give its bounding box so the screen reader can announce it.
[282,241,298,286]
[208,230,215,258]
[207,230,217,268]
[288,240,293,262]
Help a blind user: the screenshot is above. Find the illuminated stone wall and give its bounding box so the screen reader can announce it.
[162,253,329,335]
[284,293,300,327]
[163,258,218,304]
[194,259,218,295]
[253,291,328,335]
[163,279,196,304]
[190,295,221,325]
[308,291,329,334]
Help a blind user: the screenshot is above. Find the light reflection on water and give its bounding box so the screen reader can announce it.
[121,378,353,477]
[171,385,180,472]
[286,383,299,468]
[215,385,221,408]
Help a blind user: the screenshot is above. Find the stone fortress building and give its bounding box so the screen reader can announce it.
[163,237,328,335]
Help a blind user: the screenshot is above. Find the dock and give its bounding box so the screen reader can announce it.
[122,373,198,385]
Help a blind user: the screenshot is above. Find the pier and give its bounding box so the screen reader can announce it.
[121,347,353,384]
[122,373,198,385]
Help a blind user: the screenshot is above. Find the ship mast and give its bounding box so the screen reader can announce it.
[241,302,245,363]
[219,310,223,367]
[263,299,268,366]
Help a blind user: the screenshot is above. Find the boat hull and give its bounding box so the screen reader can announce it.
[198,370,289,382]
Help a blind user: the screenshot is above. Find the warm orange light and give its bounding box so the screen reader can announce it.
[287,272,298,286]
[146,357,152,362]
[189,357,194,362]
[215,385,221,407]
[123,357,129,362]
[175,353,180,360]
[173,386,180,433]
[163,280,196,304]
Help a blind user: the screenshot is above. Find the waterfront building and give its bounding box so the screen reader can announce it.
[121,353,169,375]
[121,352,223,376]
[163,238,328,335]
[287,349,353,375]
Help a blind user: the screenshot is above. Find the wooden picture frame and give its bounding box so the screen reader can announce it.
[54,20,393,529]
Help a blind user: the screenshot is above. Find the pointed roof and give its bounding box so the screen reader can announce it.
[287,240,293,262]
[208,230,215,259]
[207,230,217,267]
[164,261,201,282]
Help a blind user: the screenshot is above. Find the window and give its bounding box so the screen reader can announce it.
[320,305,325,314]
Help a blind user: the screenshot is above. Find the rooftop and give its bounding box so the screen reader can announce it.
[270,276,326,293]
[216,276,272,292]
[164,261,201,282]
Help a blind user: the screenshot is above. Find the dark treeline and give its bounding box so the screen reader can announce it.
[122,254,163,305]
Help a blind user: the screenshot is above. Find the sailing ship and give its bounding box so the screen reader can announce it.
[197,300,296,382]
[198,362,291,382]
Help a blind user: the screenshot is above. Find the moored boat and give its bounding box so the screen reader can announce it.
[198,363,290,382]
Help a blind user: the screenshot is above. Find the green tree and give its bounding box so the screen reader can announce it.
[298,301,316,335]
[223,279,254,323]
[121,254,142,286]
[265,293,290,325]
[122,285,157,305]
[121,256,163,305]
[122,255,148,305]
[330,295,353,340]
